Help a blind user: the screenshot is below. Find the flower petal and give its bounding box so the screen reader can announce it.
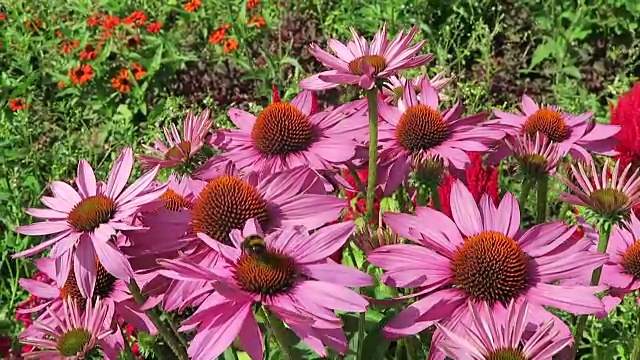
[76,160,97,198]
[105,147,134,199]
[450,180,483,236]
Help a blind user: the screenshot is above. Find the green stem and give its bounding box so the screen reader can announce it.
[429,182,442,211]
[571,226,612,359]
[632,298,640,360]
[558,201,571,221]
[121,333,136,360]
[394,339,405,360]
[356,312,366,360]
[262,307,299,360]
[347,163,365,194]
[404,336,419,360]
[519,179,533,208]
[167,313,189,349]
[365,89,379,222]
[535,174,549,223]
[128,280,189,360]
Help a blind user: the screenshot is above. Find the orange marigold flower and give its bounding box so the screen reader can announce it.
[57,81,66,89]
[79,44,99,61]
[125,36,142,48]
[248,15,266,28]
[247,0,260,10]
[124,11,147,26]
[87,12,103,27]
[102,15,120,30]
[223,38,238,54]
[208,26,228,44]
[131,62,146,80]
[146,22,162,33]
[183,0,202,12]
[111,69,132,93]
[0,13,6,22]
[8,99,26,112]
[69,64,94,86]
[59,39,79,54]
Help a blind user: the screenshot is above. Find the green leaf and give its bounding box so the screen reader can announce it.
[563,66,582,79]
[529,39,555,69]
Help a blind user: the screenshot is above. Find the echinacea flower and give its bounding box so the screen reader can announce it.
[506,132,561,177]
[301,24,433,90]
[367,180,606,353]
[69,64,94,86]
[559,159,640,220]
[9,98,26,112]
[377,79,504,194]
[492,94,620,163]
[159,219,373,359]
[214,89,367,174]
[17,256,156,349]
[611,83,640,168]
[13,148,165,298]
[111,69,132,93]
[20,297,114,359]
[138,109,212,173]
[382,72,453,102]
[437,299,572,359]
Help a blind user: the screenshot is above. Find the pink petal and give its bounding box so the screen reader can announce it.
[116,166,161,206]
[12,230,71,258]
[75,236,97,299]
[19,279,59,299]
[300,71,343,91]
[496,192,520,238]
[238,310,264,360]
[318,72,361,85]
[303,261,373,287]
[277,195,347,230]
[526,283,605,315]
[50,181,82,205]
[187,302,252,360]
[25,208,67,220]
[450,180,483,236]
[521,94,539,116]
[92,227,134,281]
[76,160,97,198]
[294,280,368,312]
[15,221,70,236]
[292,221,355,263]
[105,147,134,199]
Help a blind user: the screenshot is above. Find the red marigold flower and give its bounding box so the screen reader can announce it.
[248,15,266,28]
[111,69,132,93]
[612,83,640,169]
[131,62,146,80]
[124,10,147,26]
[68,63,94,85]
[248,0,260,10]
[59,38,79,54]
[146,21,162,33]
[79,43,99,61]
[87,12,103,27]
[433,152,499,217]
[8,98,26,112]
[222,38,238,54]
[102,15,120,30]
[208,24,229,44]
[183,0,202,12]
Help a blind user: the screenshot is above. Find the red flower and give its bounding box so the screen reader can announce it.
[248,15,266,28]
[102,15,120,30]
[87,12,103,27]
[0,336,10,358]
[222,38,238,54]
[112,69,132,93]
[69,64,94,85]
[342,167,383,224]
[612,83,640,169]
[59,38,79,54]
[8,98,26,112]
[146,21,162,33]
[433,152,499,217]
[79,43,99,61]
[0,13,6,22]
[208,24,230,44]
[131,62,146,80]
[183,0,202,12]
[124,11,147,26]
[248,0,260,10]
[125,36,142,48]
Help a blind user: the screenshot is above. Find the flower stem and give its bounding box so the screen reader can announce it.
[167,313,189,349]
[347,163,365,194]
[128,280,189,360]
[404,336,420,360]
[571,226,612,358]
[262,307,299,360]
[519,178,533,208]
[365,89,379,222]
[429,182,442,211]
[356,312,366,360]
[631,298,640,360]
[535,174,549,223]
[121,334,136,360]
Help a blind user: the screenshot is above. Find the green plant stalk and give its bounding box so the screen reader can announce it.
[519,178,533,208]
[356,312,366,360]
[365,89,379,222]
[429,182,442,211]
[128,280,189,360]
[535,174,548,223]
[394,339,406,360]
[571,226,612,358]
[262,307,299,360]
[121,333,136,360]
[404,336,420,360]
[347,163,365,194]
[167,312,189,349]
[632,297,640,360]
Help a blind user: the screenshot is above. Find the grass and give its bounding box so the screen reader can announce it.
[1,0,639,358]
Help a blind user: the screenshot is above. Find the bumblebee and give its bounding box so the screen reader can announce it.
[241,235,267,257]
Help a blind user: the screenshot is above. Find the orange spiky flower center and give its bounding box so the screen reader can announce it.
[396,104,449,152]
[523,108,570,142]
[622,240,640,278]
[251,102,315,156]
[67,195,116,232]
[234,248,298,296]
[160,189,192,211]
[348,55,387,76]
[59,260,117,309]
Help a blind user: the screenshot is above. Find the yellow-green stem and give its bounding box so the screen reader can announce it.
[535,174,549,223]
[365,89,379,222]
[571,226,612,358]
[429,182,442,211]
[262,307,299,360]
[128,280,189,360]
[519,179,533,208]
[347,163,365,194]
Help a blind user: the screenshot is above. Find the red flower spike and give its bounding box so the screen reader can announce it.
[612,83,640,169]
[272,84,280,103]
[310,91,319,115]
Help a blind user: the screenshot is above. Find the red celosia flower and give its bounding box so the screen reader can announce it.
[102,15,120,30]
[124,11,147,26]
[248,15,266,28]
[208,24,230,44]
[342,167,383,223]
[8,98,26,112]
[131,62,146,80]
[59,38,79,54]
[111,69,132,93]
[68,63,94,85]
[79,43,99,61]
[126,36,142,48]
[222,38,238,54]
[87,12,103,27]
[433,152,499,217]
[612,83,640,169]
[0,13,6,22]
[248,0,260,10]
[183,0,202,12]
[146,21,162,33]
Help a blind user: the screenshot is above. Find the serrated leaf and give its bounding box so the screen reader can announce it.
[530,39,555,69]
[563,66,582,79]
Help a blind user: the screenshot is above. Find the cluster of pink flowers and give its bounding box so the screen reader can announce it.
[11,23,640,359]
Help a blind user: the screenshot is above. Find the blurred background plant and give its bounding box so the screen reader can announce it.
[0,0,638,358]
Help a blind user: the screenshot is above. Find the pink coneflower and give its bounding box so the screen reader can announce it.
[300,24,433,91]
[13,148,164,298]
[376,79,505,195]
[367,180,606,352]
[382,72,454,102]
[558,158,640,219]
[506,132,562,177]
[20,298,115,359]
[138,109,213,173]
[159,219,373,359]
[437,300,572,359]
[17,256,156,347]
[492,94,620,162]
[213,89,368,174]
